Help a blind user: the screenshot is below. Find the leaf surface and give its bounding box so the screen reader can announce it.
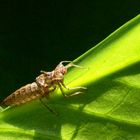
[0,15,140,140]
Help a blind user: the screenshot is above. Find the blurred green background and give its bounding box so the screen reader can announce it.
[0,1,139,99]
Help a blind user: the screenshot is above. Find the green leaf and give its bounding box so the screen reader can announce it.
[0,14,140,140]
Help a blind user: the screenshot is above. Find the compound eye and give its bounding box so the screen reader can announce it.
[61,67,67,74]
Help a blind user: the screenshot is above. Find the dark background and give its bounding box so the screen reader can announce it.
[0,1,139,98]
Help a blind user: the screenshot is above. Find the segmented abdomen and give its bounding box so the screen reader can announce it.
[2,82,45,106]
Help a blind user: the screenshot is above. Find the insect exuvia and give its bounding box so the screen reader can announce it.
[1,61,86,114]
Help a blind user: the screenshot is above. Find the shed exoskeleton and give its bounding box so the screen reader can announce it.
[1,61,86,115]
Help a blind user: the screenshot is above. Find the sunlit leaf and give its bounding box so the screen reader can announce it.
[0,14,140,140]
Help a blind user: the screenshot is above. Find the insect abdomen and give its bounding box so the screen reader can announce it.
[2,82,43,106]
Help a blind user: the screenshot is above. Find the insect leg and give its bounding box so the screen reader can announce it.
[40,99,58,116]
[52,77,86,91]
[61,82,86,90]
[40,70,47,74]
[58,83,86,98]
